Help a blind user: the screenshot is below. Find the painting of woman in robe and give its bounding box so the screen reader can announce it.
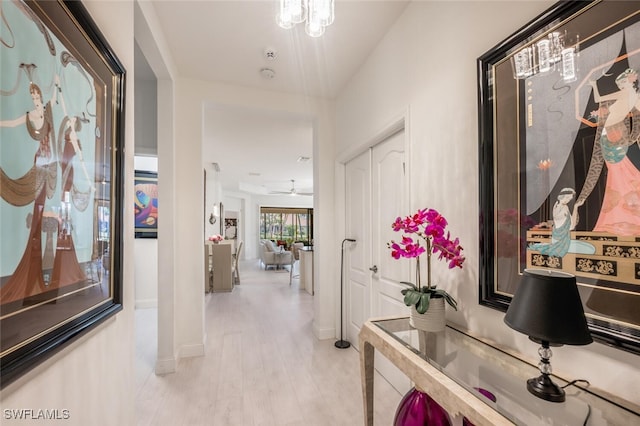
[573,67,640,236]
[1,5,99,308]
[0,78,58,304]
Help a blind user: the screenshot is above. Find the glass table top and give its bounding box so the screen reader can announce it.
[373,317,640,426]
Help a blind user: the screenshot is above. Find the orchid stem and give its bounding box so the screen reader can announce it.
[426,238,432,291]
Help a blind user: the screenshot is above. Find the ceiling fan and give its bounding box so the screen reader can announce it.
[269,179,313,196]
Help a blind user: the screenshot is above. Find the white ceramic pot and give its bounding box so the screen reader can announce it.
[409,297,446,332]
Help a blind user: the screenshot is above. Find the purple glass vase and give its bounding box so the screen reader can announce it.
[462,388,497,426]
[393,387,452,426]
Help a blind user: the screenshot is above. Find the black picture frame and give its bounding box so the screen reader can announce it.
[478,0,640,354]
[0,0,125,386]
[134,170,158,238]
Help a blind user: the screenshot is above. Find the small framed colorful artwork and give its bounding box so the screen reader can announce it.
[134,170,158,238]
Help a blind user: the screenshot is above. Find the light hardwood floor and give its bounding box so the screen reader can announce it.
[135,259,402,426]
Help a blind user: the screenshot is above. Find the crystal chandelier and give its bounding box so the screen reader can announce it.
[277,0,335,37]
[511,31,579,82]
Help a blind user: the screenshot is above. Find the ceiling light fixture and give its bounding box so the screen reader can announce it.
[277,0,334,38]
[269,179,313,196]
[511,31,579,82]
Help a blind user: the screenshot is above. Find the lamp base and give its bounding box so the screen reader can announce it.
[334,340,351,349]
[527,373,565,403]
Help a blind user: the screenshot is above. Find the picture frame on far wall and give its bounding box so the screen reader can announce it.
[134,170,158,238]
[225,218,238,239]
[0,0,125,386]
[478,0,640,354]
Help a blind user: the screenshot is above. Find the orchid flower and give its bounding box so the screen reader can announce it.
[387,208,465,313]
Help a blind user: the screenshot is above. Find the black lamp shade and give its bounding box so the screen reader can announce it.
[505,269,593,346]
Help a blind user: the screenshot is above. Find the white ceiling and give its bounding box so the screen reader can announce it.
[144,0,410,194]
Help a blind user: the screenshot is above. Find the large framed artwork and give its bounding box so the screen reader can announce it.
[0,0,125,386]
[478,0,640,354]
[134,170,158,238]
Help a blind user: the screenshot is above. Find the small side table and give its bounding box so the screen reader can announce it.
[274,249,286,270]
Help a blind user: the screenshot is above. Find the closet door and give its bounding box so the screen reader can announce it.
[368,130,411,394]
[371,130,408,318]
[345,129,409,393]
[344,150,371,350]
[345,129,409,348]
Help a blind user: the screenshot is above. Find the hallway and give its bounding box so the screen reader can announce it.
[135,260,402,425]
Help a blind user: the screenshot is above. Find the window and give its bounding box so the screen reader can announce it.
[260,207,313,246]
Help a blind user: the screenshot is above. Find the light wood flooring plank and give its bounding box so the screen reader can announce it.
[135,260,401,425]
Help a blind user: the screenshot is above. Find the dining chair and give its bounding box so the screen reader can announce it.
[289,242,304,285]
[232,240,243,284]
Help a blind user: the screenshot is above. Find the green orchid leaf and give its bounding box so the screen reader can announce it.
[430,289,458,311]
[416,292,431,314]
[404,290,421,307]
[443,293,458,311]
[399,281,417,290]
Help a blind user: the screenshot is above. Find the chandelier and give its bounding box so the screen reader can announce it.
[277,0,335,37]
[511,31,579,82]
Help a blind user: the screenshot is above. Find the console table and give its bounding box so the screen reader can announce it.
[359,317,640,426]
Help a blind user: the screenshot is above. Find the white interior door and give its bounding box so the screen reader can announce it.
[371,130,409,318]
[370,130,411,394]
[345,129,410,394]
[345,150,371,350]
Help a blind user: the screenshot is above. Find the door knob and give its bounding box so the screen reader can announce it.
[369,265,378,273]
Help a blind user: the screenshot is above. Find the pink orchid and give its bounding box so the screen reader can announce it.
[387,208,465,292]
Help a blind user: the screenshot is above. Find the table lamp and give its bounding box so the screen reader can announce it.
[504,269,592,402]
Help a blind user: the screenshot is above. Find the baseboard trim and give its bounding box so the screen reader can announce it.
[155,357,176,375]
[313,322,335,340]
[179,343,205,358]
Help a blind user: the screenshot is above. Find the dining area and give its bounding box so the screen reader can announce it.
[204,239,243,293]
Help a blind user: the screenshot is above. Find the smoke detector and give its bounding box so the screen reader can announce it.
[260,67,276,79]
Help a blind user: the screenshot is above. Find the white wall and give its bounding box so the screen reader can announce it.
[134,42,158,157]
[134,156,158,308]
[134,0,180,376]
[0,2,136,424]
[335,1,640,403]
[205,166,222,238]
